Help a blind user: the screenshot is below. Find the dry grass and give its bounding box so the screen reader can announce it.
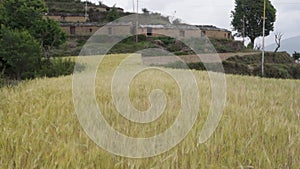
[0,54,299,168]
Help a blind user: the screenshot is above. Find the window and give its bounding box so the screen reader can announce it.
[61,16,66,22]
[108,27,112,35]
[89,28,93,33]
[179,30,185,37]
[70,26,76,35]
[147,27,153,36]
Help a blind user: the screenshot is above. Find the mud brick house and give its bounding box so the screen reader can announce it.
[138,24,201,38]
[196,25,233,40]
[138,24,233,40]
[60,22,132,36]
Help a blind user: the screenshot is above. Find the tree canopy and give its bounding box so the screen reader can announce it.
[0,27,41,80]
[106,5,120,22]
[0,0,66,80]
[231,0,276,44]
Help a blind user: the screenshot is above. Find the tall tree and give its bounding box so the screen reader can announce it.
[274,32,283,53]
[0,0,66,58]
[31,18,66,59]
[231,0,276,45]
[0,0,67,80]
[106,5,120,22]
[0,27,41,80]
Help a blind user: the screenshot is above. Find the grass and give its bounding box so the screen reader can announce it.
[0,54,299,168]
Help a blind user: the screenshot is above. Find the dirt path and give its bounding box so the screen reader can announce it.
[142,52,260,65]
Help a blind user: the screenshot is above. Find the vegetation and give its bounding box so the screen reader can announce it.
[0,54,299,168]
[0,0,70,82]
[231,0,276,44]
[0,27,41,80]
[293,51,300,61]
[162,52,300,79]
[45,0,90,13]
[105,5,121,22]
[53,35,247,57]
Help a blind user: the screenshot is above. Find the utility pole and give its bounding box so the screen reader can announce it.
[135,0,139,43]
[133,0,135,13]
[242,15,245,44]
[84,0,88,21]
[262,0,266,77]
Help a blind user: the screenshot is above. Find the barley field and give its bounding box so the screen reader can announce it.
[0,54,299,168]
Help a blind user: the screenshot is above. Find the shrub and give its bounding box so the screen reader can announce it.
[253,64,292,79]
[38,58,84,78]
[292,51,300,61]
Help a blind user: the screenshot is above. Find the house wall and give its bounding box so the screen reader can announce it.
[202,30,232,39]
[99,25,132,35]
[61,25,132,36]
[61,25,100,36]
[138,28,201,38]
[138,27,232,39]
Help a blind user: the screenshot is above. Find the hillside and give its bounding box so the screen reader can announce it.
[1,54,299,168]
[161,52,300,79]
[45,0,88,13]
[50,35,247,57]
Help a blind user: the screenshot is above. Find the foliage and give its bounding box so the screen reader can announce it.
[231,0,276,44]
[38,58,84,78]
[53,35,248,57]
[292,51,300,61]
[0,0,47,30]
[0,27,42,80]
[142,8,150,15]
[105,5,120,22]
[0,0,67,81]
[161,52,300,79]
[31,18,67,59]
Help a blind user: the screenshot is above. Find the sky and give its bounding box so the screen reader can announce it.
[90,0,300,46]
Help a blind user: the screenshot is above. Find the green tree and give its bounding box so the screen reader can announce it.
[0,0,47,30]
[0,0,66,59]
[0,27,41,80]
[106,5,120,22]
[293,52,300,61]
[31,18,66,59]
[142,8,150,15]
[0,0,67,80]
[231,0,276,44]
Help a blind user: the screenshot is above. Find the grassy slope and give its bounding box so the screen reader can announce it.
[0,54,299,168]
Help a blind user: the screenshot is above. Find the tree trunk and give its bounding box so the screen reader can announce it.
[249,37,256,46]
[274,46,280,53]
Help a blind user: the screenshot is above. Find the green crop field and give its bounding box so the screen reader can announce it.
[0,54,299,168]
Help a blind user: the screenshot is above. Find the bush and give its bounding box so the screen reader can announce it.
[292,51,300,61]
[0,27,42,80]
[223,61,251,75]
[290,64,300,79]
[38,58,84,78]
[253,64,292,79]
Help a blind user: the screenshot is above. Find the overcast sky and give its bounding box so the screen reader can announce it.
[90,0,300,45]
